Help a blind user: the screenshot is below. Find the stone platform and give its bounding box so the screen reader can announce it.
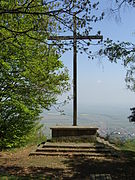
[50,126,98,142]
[29,137,119,158]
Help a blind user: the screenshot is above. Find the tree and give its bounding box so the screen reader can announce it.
[0,1,70,148]
[128,108,135,122]
[0,0,104,54]
[110,0,135,12]
[98,0,135,122]
[0,0,107,148]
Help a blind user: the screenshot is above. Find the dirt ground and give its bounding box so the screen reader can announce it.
[0,145,135,179]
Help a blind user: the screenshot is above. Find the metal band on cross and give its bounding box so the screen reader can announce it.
[49,14,103,126]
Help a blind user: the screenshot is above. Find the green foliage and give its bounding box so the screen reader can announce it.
[128,107,135,122]
[100,39,135,92]
[0,1,70,149]
[0,0,103,55]
[24,123,47,146]
[104,131,135,152]
[120,139,135,152]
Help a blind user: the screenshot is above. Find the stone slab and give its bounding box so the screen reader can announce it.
[50,126,98,138]
[90,174,112,180]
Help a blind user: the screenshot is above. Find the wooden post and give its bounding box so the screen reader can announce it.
[73,13,77,126]
[48,17,103,127]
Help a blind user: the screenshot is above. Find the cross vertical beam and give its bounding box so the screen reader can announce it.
[73,13,77,126]
[48,17,103,127]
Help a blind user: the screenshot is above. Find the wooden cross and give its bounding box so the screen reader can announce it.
[49,14,103,126]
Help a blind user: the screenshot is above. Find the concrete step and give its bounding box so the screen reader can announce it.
[41,143,105,149]
[36,147,113,153]
[29,151,118,157]
[30,141,119,157]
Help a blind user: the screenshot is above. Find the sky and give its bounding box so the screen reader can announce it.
[53,1,135,115]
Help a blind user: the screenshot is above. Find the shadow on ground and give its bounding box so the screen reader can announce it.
[121,149,135,160]
[0,143,135,180]
[0,166,64,179]
[62,156,135,179]
[60,146,135,179]
[0,157,135,179]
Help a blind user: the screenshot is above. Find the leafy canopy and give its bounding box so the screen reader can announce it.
[0,0,104,54]
[0,0,70,148]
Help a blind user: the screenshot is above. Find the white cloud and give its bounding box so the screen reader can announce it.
[97,80,102,84]
[80,114,88,116]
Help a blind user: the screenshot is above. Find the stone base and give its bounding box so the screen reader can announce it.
[50,126,98,142]
[50,135,97,143]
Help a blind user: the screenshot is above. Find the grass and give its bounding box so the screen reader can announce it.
[109,138,135,152]
[118,139,135,160]
[104,133,135,153]
[0,175,20,180]
[107,137,135,161]
[0,136,135,179]
[50,135,96,143]
[0,174,50,180]
[119,139,135,152]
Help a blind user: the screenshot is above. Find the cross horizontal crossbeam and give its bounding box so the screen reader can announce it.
[48,14,103,126]
[48,35,103,41]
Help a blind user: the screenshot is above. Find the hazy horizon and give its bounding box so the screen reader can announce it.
[41,103,135,139]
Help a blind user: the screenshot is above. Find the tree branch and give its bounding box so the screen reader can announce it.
[0,25,35,34]
[0,8,66,16]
